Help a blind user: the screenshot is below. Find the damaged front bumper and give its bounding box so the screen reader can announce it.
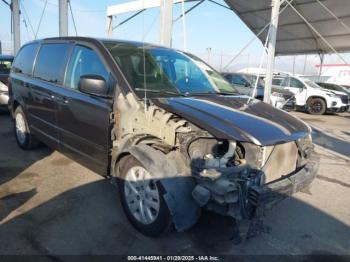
[249,154,319,208]
[192,153,319,220]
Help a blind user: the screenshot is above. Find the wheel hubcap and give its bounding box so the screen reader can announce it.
[311,102,322,113]
[15,113,26,144]
[124,166,160,225]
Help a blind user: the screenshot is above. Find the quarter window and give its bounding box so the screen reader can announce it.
[34,43,71,84]
[65,45,109,90]
[12,43,39,76]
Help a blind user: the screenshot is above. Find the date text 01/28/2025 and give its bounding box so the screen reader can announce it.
[127,255,220,261]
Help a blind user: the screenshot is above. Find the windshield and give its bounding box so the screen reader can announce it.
[103,42,238,98]
[305,80,322,89]
[0,59,12,74]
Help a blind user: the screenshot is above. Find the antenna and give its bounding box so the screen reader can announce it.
[141,0,147,112]
[181,0,189,80]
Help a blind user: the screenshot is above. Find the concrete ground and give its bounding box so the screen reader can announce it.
[0,110,349,257]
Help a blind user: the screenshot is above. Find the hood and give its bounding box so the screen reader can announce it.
[321,88,347,96]
[329,90,348,96]
[152,95,310,146]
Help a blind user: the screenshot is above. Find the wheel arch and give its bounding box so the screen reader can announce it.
[306,96,327,106]
[11,98,26,118]
[113,144,201,232]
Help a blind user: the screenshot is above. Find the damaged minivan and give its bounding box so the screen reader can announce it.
[9,37,319,237]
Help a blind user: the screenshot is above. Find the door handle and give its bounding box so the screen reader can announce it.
[62,96,69,104]
[56,96,69,104]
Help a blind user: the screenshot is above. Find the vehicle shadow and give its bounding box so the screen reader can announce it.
[338,113,350,120]
[0,177,349,256]
[0,112,52,224]
[312,128,350,157]
[0,113,52,185]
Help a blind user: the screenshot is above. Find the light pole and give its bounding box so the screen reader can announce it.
[160,0,173,47]
[12,0,21,55]
[264,0,281,104]
[59,0,68,36]
[206,47,212,64]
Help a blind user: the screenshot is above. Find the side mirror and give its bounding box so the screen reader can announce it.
[78,74,108,97]
[245,82,251,88]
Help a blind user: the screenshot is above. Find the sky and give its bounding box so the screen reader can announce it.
[0,0,349,75]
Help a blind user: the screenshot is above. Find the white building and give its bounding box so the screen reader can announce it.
[315,64,350,87]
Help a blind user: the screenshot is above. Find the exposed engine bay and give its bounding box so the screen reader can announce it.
[110,93,317,240]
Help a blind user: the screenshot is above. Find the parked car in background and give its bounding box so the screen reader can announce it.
[342,85,350,90]
[274,75,345,115]
[9,37,318,237]
[0,55,14,108]
[316,82,350,112]
[223,72,296,111]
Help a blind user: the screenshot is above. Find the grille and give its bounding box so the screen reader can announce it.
[261,142,298,183]
[248,186,261,206]
[341,95,349,104]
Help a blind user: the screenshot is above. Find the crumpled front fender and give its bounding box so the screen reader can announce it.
[119,144,201,231]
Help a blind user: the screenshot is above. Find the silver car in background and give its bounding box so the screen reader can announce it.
[223,72,296,111]
[0,55,14,108]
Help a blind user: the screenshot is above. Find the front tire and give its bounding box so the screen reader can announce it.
[117,155,173,237]
[307,98,326,115]
[14,106,40,149]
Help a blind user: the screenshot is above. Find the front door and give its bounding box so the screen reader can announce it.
[57,44,113,175]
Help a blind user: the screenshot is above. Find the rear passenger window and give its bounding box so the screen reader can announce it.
[64,45,109,90]
[34,43,71,84]
[12,43,39,76]
[272,78,282,86]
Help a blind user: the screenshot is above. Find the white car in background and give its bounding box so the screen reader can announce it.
[274,75,346,115]
[0,81,9,107]
[0,55,13,109]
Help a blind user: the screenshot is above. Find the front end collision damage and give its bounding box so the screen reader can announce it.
[110,93,318,236]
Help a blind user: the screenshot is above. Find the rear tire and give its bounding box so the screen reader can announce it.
[117,155,173,237]
[307,98,326,115]
[14,106,40,149]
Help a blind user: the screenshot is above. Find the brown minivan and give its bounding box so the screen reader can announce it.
[9,37,318,238]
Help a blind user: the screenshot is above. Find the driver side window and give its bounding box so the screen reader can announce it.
[65,45,109,90]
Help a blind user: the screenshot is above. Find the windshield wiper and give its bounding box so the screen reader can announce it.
[135,88,181,96]
[186,91,238,96]
[184,91,215,96]
[216,91,239,95]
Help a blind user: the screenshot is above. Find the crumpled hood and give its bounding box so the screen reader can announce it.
[152,95,311,146]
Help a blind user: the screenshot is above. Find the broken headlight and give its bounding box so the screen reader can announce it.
[188,139,243,169]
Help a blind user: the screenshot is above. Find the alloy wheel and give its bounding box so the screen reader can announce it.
[15,113,26,144]
[124,166,160,225]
